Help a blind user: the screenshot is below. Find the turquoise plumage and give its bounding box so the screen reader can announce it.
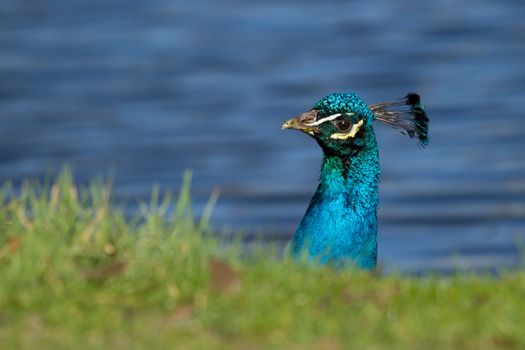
[282,92,428,269]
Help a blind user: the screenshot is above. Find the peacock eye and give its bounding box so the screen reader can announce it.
[334,119,352,132]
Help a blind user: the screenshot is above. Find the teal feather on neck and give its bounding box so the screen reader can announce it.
[282,92,428,270]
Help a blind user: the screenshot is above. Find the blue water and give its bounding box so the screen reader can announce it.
[1,0,525,272]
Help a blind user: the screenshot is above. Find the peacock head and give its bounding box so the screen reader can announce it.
[282,92,428,157]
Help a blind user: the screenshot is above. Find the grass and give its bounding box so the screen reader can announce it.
[1,170,525,349]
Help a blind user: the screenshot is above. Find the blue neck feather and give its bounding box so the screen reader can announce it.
[291,139,380,269]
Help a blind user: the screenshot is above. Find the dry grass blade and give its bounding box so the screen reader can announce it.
[208,258,240,293]
[83,260,127,282]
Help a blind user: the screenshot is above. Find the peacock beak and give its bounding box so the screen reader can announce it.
[281,111,319,134]
[281,118,301,130]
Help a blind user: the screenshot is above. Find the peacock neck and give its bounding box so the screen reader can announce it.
[292,140,380,269]
[318,145,380,212]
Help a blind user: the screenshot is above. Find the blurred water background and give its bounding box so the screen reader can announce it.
[1,0,525,272]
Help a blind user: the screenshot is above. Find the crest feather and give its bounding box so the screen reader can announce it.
[370,93,429,146]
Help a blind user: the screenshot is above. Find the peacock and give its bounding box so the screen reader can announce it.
[282,92,428,270]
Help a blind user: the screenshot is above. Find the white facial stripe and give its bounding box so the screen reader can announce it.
[305,113,341,126]
[306,112,354,127]
[329,119,364,140]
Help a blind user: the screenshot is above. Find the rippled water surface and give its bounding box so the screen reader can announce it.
[1,0,525,272]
